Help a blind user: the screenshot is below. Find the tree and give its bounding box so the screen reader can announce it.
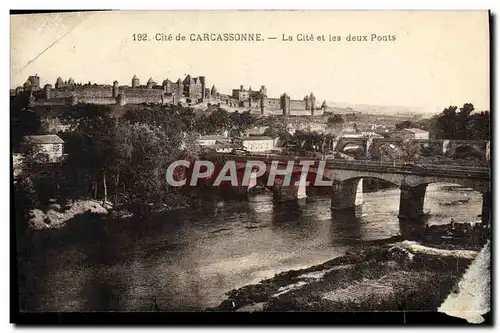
[291,130,333,153]
[398,140,421,162]
[468,111,490,140]
[345,113,359,121]
[434,105,458,139]
[81,113,119,205]
[178,107,196,132]
[11,109,42,150]
[457,103,474,139]
[202,108,232,135]
[181,132,202,160]
[230,110,256,136]
[431,103,489,141]
[263,127,279,138]
[372,140,420,163]
[108,121,134,206]
[395,120,413,130]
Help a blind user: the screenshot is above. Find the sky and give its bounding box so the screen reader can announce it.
[10,10,490,114]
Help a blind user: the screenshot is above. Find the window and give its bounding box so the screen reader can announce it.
[51,144,62,153]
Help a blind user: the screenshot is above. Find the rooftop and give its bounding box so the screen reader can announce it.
[238,136,274,141]
[199,135,231,140]
[205,143,237,149]
[23,134,64,144]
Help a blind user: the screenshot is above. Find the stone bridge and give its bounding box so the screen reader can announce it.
[209,156,491,227]
[332,137,490,161]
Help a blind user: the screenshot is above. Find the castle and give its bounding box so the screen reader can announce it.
[12,74,326,116]
[229,85,324,116]
[11,74,218,106]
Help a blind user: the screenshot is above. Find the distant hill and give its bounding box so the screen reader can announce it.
[326,101,431,116]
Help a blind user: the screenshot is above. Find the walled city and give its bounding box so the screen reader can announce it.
[12,74,325,116]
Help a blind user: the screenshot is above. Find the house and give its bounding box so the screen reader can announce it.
[339,123,360,136]
[361,132,385,139]
[12,153,24,179]
[286,122,327,135]
[340,133,364,138]
[232,85,250,101]
[197,135,232,146]
[397,128,429,140]
[243,126,269,137]
[21,134,65,162]
[234,136,275,152]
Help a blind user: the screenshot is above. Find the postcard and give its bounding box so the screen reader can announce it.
[10,10,491,325]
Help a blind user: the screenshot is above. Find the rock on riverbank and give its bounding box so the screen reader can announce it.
[28,199,108,230]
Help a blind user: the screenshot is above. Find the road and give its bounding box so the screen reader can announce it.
[215,153,491,180]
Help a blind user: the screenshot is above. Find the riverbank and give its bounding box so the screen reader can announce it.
[28,199,109,230]
[25,191,215,230]
[210,227,488,315]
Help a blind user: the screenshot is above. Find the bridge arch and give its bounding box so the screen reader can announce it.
[259,169,336,198]
[229,166,322,198]
[397,175,491,226]
[342,144,365,158]
[419,182,486,226]
[335,140,368,155]
[329,175,401,211]
[402,175,490,194]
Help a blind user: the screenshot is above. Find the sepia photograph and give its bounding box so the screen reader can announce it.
[10,10,491,325]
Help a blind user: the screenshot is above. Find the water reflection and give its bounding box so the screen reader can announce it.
[81,273,127,311]
[18,184,482,312]
[329,208,363,244]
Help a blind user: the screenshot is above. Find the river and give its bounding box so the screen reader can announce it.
[17,183,482,312]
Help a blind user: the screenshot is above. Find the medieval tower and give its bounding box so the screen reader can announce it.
[132,75,140,88]
[43,84,52,100]
[280,93,291,116]
[112,80,119,98]
[309,92,317,116]
[199,76,206,100]
[146,78,156,89]
[260,85,267,115]
[304,95,310,110]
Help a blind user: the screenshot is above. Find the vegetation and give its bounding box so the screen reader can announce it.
[327,114,344,125]
[11,102,263,231]
[387,103,490,165]
[433,104,490,140]
[395,103,490,141]
[11,99,491,233]
[288,131,337,154]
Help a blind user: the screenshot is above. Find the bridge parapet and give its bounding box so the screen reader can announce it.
[208,153,491,226]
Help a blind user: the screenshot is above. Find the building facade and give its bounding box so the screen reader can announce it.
[398,128,430,140]
[13,74,213,106]
[21,134,65,163]
[235,136,275,152]
[204,143,235,153]
[280,93,291,116]
[198,135,232,146]
[183,75,206,101]
[232,85,250,102]
[24,75,41,91]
